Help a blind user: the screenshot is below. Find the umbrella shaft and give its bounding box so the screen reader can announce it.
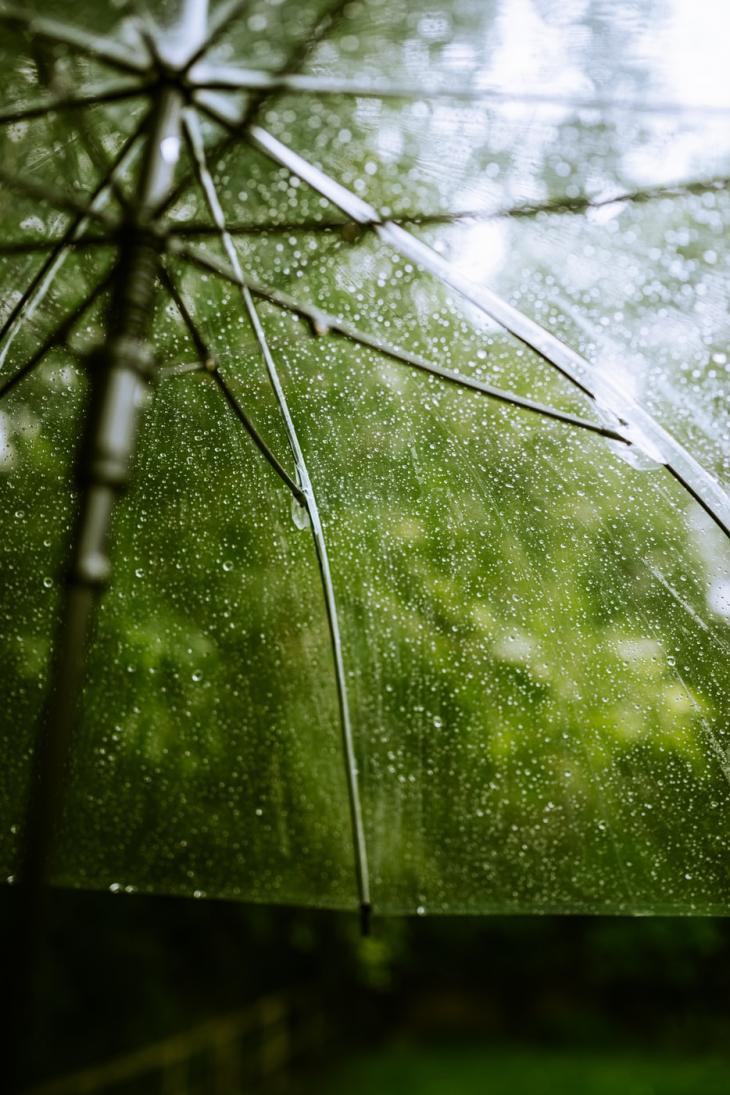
[13,65,202,1040]
[22,87,187,884]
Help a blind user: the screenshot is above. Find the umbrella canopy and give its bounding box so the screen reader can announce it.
[1,0,729,920]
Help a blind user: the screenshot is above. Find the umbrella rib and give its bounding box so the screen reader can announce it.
[165,173,730,238]
[181,0,251,73]
[211,368,305,505]
[65,93,134,219]
[181,107,372,923]
[245,125,730,543]
[0,168,120,227]
[233,0,353,137]
[32,47,137,221]
[275,0,351,70]
[157,263,210,359]
[0,4,148,75]
[158,262,305,502]
[174,244,629,444]
[0,80,150,127]
[153,0,350,221]
[192,68,730,116]
[0,116,145,373]
[0,236,111,257]
[0,269,113,400]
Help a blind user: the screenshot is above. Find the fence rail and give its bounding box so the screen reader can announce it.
[24,987,326,1095]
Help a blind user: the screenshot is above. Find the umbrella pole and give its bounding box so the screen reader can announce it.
[8,3,210,1088]
[21,88,183,896]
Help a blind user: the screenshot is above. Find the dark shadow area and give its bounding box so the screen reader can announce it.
[4,884,729,1091]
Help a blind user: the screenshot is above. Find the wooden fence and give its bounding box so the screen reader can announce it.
[25,988,328,1095]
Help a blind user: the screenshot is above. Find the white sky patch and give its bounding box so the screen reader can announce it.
[375,123,404,163]
[621,1,730,183]
[479,0,593,99]
[646,0,730,109]
[622,120,730,187]
[448,221,507,285]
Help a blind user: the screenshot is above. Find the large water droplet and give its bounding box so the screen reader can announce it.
[291,495,310,530]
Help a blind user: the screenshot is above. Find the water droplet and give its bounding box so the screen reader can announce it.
[42,577,52,589]
[416,905,426,916]
[291,495,310,530]
[134,568,144,578]
[222,560,233,572]
[191,670,203,682]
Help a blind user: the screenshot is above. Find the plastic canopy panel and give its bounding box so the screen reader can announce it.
[0,0,729,917]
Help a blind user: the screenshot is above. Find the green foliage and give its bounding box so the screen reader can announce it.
[0,0,729,916]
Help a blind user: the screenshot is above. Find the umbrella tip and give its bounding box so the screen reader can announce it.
[359,902,372,937]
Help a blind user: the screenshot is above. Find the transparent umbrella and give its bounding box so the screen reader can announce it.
[1,0,730,936]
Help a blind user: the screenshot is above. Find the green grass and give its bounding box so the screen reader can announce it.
[313,1044,730,1095]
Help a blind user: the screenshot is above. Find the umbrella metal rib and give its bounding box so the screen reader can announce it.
[158,262,306,504]
[181,105,372,926]
[0,115,146,372]
[26,61,131,229]
[174,242,630,445]
[0,167,123,226]
[192,67,730,117]
[163,173,730,239]
[7,166,723,262]
[241,123,730,544]
[0,236,111,257]
[0,269,114,400]
[154,0,351,222]
[180,0,253,74]
[212,369,307,504]
[0,4,148,76]
[0,0,727,936]
[0,80,150,127]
